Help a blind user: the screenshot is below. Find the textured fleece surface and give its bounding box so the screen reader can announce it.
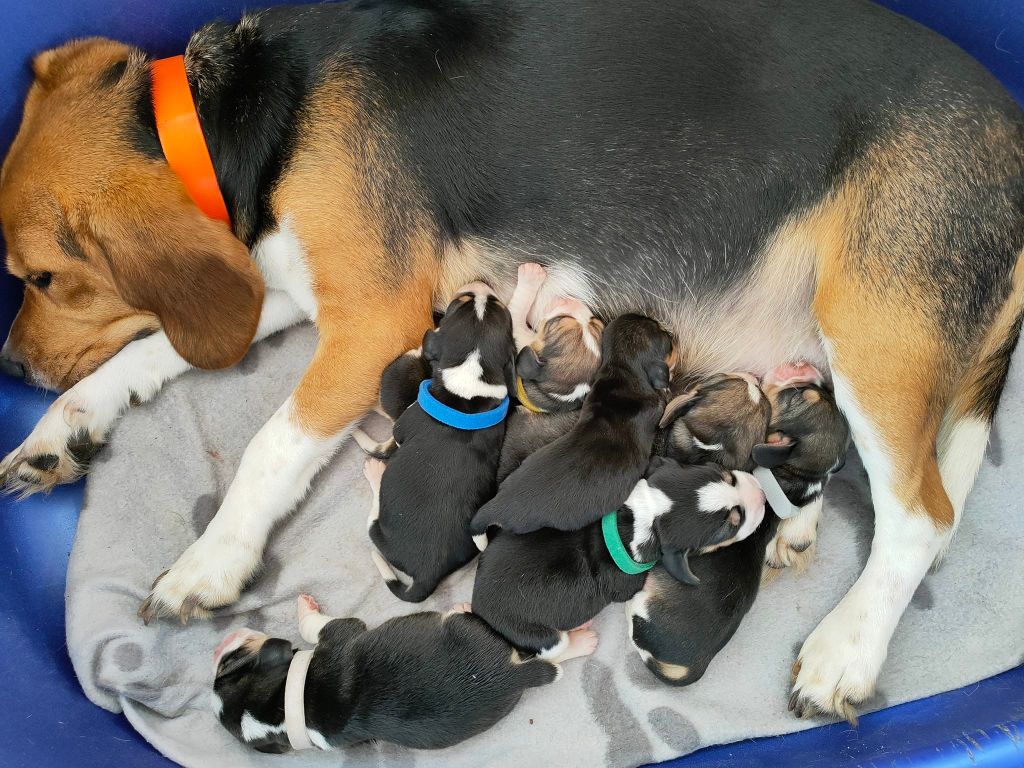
[67,323,1024,768]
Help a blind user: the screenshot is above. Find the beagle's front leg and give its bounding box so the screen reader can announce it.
[0,291,305,496]
[140,311,431,622]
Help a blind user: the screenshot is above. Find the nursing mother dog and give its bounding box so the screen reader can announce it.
[1,0,1022,722]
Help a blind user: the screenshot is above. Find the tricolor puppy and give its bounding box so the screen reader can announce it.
[212,595,595,753]
[498,264,604,483]
[367,283,514,602]
[472,458,765,656]
[656,372,771,471]
[472,314,675,536]
[755,363,851,573]
[627,363,850,688]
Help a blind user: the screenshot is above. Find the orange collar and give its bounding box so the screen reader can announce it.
[150,55,231,225]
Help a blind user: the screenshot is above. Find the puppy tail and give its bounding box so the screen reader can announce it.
[370,550,434,603]
[353,429,397,459]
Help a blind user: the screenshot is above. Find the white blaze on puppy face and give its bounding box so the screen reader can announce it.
[698,471,765,543]
[440,349,509,400]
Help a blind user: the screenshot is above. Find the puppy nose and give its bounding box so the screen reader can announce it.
[0,352,26,381]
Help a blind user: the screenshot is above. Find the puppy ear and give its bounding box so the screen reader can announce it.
[659,389,700,428]
[215,638,294,680]
[516,346,546,380]
[752,436,796,468]
[645,360,671,390]
[97,171,263,370]
[643,455,674,478]
[422,329,442,362]
[504,358,518,396]
[661,549,700,586]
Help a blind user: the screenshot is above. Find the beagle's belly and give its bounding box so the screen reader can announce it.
[442,234,825,379]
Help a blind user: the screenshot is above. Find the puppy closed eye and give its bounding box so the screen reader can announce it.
[27,272,53,290]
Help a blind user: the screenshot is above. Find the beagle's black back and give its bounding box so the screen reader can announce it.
[472,314,672,535]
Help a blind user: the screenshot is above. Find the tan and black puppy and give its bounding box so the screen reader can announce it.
[498,263,604,483]
[212,595,596,753]
[472,458,764,657]
[656,372,771,471]
[471,313,675,536]
[367,283,515,603]
[627,364,850,688]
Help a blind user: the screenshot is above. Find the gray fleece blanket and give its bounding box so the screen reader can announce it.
[67,323,1024,768]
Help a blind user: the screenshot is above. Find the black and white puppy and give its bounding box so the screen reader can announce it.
[628,364,850,686]
[472,458,765,656]
[472,313,675,536]
[366,282,515,602]
[656,372,771,471]
[212,595,596,753]
[352,348,432,458]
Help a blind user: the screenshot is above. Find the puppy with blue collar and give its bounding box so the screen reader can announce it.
[471,457,765,656]
[472,313,676,537]
[365,282,515,602]
[211,595,595,753]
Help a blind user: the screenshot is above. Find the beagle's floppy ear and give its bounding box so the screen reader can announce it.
[422,328,442,363]
[644,359,671,390]
[659,389,700,428]
[752,435,796,468]
[97,172,263,370]
[661,549,700,586]
[516,346,546,380]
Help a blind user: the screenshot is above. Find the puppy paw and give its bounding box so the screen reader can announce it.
[297,594,320,616]
[138,535,257,624]
[0,393,106,496]
[789,604,882,725]
[560,628,599,662]
[765,503,820,571]
[451,602,473,614]
[362,457,386,489]
[516,262,548,289]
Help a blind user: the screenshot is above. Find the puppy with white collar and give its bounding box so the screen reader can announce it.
[627,364,850,686]
[212,595,596,753]
[472,313,676,537]
[472,457,765,656]
[367,283,515,602]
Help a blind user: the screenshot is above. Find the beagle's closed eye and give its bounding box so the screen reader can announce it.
[27,272,53,289]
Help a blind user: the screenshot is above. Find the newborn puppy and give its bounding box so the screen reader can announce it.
[367,283,515,602]
[473,458,765,656]
[472,313,675,536]
[756,363,851,570]
[212,595,596,753]
[627,363,850,686]
[499,264,604,482]
[656,372,771,471]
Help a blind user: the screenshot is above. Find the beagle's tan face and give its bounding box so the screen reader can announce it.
[1,38,264,390]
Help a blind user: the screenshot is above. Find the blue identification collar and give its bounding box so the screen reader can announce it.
[417,379,510,430]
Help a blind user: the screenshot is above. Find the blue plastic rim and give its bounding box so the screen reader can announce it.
[0,1,1022,766]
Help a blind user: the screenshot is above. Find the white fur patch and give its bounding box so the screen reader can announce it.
[691,436,724,452]
[474,292,489,320]
[936,415,990,532]
[241,711,287,742]
[440,349,508,400]
[696,480,741,515]
[210,692,224,717]
[549,383,592,402]
[252,217,319,320]
[537,633,570,660]
[623,479,673,557]
[308,729,331,751]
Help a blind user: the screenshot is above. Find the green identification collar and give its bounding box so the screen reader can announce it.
[602,512,657,574]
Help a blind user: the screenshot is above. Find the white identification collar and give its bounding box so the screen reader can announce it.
[752,467,800,520]
[285,649,315,751]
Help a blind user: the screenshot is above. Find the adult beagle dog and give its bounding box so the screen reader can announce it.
[1,0,1022,722]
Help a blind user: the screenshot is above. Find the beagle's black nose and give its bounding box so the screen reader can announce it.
[0,353,26,380]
